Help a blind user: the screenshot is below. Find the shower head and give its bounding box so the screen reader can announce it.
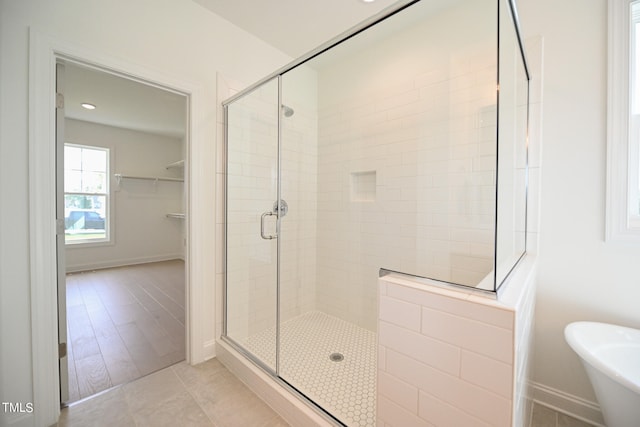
[281,104,294,117]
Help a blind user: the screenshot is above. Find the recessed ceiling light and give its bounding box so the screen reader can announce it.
[361,0,376,3]
[81,103,96,110]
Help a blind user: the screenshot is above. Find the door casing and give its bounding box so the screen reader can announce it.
[28,30,210,426]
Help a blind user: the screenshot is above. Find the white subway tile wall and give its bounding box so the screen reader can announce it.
[513,277,536,427]
[377,256,537,427]
[225,76,320,354]
[377,276,523,427]
[315,75,499,328]
[314,0,499,329]
[225,79,280,354]
[279,89,319,324]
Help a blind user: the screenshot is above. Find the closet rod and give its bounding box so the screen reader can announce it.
[165,213,186,219]
[114,173,184,183]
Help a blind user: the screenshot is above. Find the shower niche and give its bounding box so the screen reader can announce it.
[222,0,529,425]
[350,171,376,202]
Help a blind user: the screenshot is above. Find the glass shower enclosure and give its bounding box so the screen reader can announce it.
[223,0,529,425]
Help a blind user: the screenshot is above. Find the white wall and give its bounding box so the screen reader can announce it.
[0,0,290,425]
[64,119,184,272]
[519,0,640,421]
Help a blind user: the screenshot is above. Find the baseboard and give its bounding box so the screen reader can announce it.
[532,382,605,426]
[203,339,216,360]
[66,253,184,273]
[1,412,34,427]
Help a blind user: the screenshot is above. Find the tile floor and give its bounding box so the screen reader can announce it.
[244,311,377,427]
[59,357,599,427]
[530,402,598,427]
[58,358,289,427]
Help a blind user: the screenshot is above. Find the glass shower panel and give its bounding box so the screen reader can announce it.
[280,54,381,427]
[495,0,529,290]
[277,0,498,425]
[304,0,499,298]
[225,78,279,371]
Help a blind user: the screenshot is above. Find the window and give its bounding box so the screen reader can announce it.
[64,144,110,244]
[607,0,640,241]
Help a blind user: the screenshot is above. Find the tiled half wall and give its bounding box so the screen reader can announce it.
[377,258,536,427]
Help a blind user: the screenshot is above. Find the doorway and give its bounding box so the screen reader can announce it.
[56,60,189,403]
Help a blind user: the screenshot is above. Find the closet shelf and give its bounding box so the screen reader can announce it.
[165,160,185,170]
[114,173,184,183]
[166,213,185,219]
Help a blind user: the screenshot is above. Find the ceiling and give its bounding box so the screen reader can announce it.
[63,62,187,139]
[62,0,408,137]
[192,0,404,58]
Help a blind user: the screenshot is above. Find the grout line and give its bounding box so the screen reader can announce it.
[171,363,218,426]
[242,311,376,426]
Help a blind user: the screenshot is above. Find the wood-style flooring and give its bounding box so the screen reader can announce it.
[65,259,185,403]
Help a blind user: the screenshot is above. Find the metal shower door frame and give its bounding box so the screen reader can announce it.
[221,75,285,374]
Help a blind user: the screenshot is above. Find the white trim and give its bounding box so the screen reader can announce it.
[28,29,209,426]
[204,339,217,360]
[28,29,60,427]
[65,254,185,274]
[606,0,640,242]
[532,381,605,426]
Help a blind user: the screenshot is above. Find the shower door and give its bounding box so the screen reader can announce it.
[225,74,361,425]
[225,77,280,372]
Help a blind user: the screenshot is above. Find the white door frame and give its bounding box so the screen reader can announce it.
[28,29,209,426]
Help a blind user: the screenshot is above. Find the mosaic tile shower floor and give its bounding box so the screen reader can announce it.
[244,311,377,427]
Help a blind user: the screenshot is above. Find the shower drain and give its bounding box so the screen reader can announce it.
[329,352,344,362]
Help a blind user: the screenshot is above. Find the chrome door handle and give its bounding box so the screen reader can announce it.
[260,211,277,240]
